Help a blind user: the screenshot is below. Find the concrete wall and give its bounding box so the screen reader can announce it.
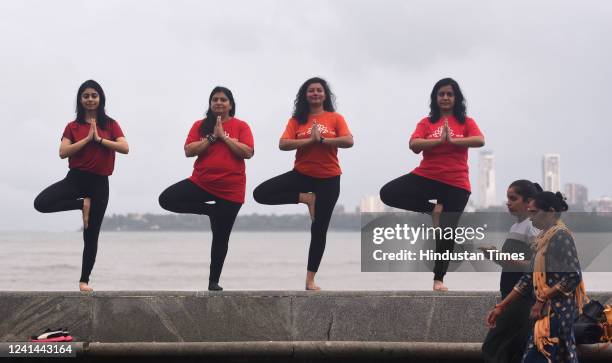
[2,291,611,344]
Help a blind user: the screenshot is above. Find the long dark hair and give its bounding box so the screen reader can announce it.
[534,191,569,217]
[292,77,336,125]
[75,80,112,130]
[199,86,236,136]
[509,180,543,201]
[428,78,467,124]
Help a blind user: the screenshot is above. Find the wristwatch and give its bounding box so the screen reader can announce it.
[206,134,217,144]
[319,137,325,144]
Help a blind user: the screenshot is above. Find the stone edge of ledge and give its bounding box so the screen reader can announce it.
[1,341,604,359]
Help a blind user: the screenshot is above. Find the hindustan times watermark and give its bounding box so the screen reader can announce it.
[372,248,525,263]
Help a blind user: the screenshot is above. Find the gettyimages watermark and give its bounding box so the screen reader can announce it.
[370,223,524,262]
[361,212,612,273]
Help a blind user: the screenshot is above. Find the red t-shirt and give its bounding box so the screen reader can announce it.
[410,116,483,192]
[62,120,125,176]
[281,112,351,178]
[186,118,254,204]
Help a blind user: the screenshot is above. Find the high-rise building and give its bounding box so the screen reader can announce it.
[360,195,387,213]
[564,183,588,210]
[542,154,561,192]
[478,150,496,208]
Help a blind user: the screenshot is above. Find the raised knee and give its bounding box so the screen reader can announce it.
[158,192,171,211]
[33,195,48,213]
[379,185,393,207]
[252,186,265,204]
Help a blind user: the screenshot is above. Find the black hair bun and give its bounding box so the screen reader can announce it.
[555,192,569,212]
[533,182,543,192]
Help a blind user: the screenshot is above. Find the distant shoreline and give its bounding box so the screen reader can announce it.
[101,212,359,232]
[100,211,612,232]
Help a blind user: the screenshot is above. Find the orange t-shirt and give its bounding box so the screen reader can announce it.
[281,111,351,178]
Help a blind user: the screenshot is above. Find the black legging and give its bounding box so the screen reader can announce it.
[158,179,242,283]
[253,170,340,272]
[379,173,470,281]
[33,169,109,283]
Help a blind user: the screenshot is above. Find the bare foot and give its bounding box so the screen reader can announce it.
[299,193,316,221]
[432,203,443,228]
[306,282,321,291]
[82,198,91,230]
[433,280,448,292]
[79,282,93,292]
[306,271,321,291]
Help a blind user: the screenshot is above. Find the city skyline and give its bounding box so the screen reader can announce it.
[472,151,607,208]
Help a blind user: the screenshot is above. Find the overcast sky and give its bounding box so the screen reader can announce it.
[1,0,611,231]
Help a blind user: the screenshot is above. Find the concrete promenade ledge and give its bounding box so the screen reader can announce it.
[1,291,611,362]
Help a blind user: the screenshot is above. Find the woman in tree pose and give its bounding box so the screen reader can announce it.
[159,86,253,291]
[253,77,353,290]
[34,79,129,292]
[379,78,484,291]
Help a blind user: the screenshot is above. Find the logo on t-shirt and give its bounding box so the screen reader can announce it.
[297,123,336,138]
[431,125,463,138]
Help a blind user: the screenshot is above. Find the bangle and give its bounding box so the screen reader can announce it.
[536,296,547,304]
[98,137,104,144]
